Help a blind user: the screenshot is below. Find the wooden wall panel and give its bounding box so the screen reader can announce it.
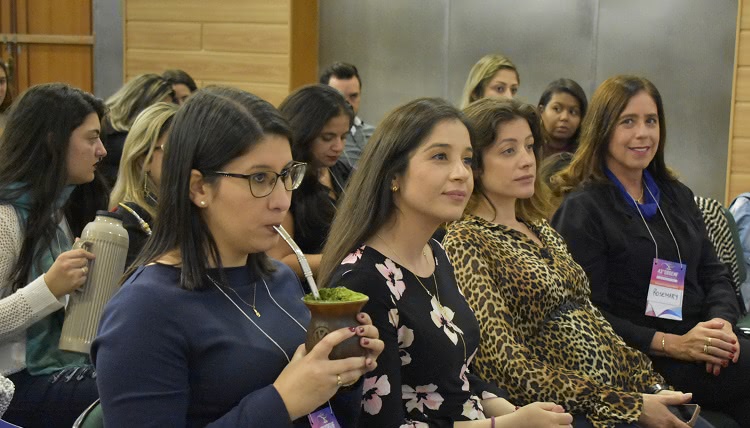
[289,0,318,89]
[127,0,289,24]
[740,31,750,66]
[729,173,750,200]
[27,45,92,91]
[202,23,289,54]
[733,102,750,138]
[743,1,750,29]
[26,0,91,35]
[127,22,201,51]
[126,50,289,84]
[730,138,750,174]
[124,0,317,105]
[737,68,750,102]
[728,1,748,203]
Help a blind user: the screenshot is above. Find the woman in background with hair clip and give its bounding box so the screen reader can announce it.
[109,102,178,266]
[93,87,383,427]
[269,84,354,281]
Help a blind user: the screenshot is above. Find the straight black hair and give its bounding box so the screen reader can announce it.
[0,83,105,290]
[125,87,292,290]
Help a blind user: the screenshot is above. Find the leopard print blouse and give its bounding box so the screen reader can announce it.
[444,214,666,428]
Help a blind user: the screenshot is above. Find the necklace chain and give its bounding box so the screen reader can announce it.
[208,274,307,362]
[629,183,645,204]
[207,275,260,317]
[374,234,467,362]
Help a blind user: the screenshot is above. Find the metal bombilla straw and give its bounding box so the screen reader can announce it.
[273,225,320,299]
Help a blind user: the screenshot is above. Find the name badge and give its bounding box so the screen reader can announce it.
[308,405,341,428]
[645,258,686,320]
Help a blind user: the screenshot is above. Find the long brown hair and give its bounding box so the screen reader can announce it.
[462,97,551,222]
[552,75,676,195]
[317,98,474,288]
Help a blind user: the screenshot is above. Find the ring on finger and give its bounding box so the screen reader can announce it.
[705,337,712,347]
[81,266,88,275]
[703,344,710,354]
[336,374,342,388]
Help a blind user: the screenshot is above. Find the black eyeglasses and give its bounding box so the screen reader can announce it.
[204,162,306,198]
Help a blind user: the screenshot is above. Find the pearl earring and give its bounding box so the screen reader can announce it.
[200,201,206,206]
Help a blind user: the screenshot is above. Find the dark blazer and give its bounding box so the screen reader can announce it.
[552,178,740,353]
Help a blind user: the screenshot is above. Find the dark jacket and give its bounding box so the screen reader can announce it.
[113,201,153,268]
[551,178,740,353]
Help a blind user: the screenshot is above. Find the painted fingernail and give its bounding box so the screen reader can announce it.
[730,353,735,360]
[362,338,370,345]
[358,327,365,334]
[348,327,357,332]
[358,313,366,320]
[722,361,728,368]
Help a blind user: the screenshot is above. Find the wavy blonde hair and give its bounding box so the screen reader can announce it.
[105,74,173,132]
[109,102,178,218]
[460,54,519,109]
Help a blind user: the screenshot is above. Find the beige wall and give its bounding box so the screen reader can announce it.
[123,0,317,106]
[728,0,750,202]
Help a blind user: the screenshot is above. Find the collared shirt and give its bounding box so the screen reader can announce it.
[341,116,375,169]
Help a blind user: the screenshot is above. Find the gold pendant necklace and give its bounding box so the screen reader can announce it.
[207,276,260,317]
[375,234,466,361]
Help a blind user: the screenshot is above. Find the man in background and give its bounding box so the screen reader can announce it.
[320,62,375,168]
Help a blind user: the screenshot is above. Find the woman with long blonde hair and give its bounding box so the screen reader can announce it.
[100,74,174,186]
[110,102,178,266]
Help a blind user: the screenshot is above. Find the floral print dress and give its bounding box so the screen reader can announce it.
[329,239,506,428]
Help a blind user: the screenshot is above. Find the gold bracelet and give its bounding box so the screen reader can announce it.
[661,333,666,353]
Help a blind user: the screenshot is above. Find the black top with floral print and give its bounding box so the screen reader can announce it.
[329,239,506,428]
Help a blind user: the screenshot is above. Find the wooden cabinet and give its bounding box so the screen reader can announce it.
[0,0,94,93]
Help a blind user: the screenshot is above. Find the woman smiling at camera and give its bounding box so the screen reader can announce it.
[444,97,708,428]
[92,87,383,427]
[551,75,750,425]
[318,98,572,427]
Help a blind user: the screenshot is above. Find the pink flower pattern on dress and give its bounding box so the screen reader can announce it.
[461,395,484,420]
[459,348,478,391]
[399,422,429,428]
[398,325,415,366]
[376,258,406,300]
[429,296,464,345]
[403,384,444,413]
[342,246,364,264]
[362,375,392,415]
